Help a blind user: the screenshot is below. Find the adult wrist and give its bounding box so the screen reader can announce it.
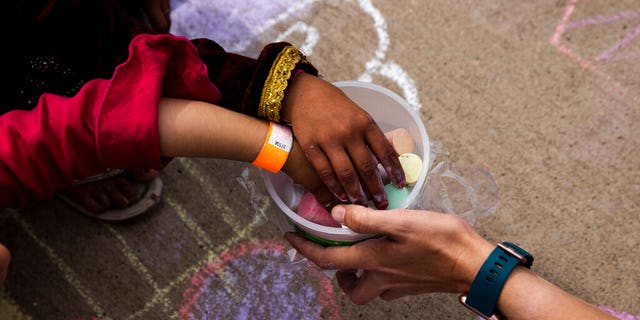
[457,238,495,293]
[459,242,534,319]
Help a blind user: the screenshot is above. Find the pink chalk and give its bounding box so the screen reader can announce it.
[297,192,342,227]
[384,128,414,154]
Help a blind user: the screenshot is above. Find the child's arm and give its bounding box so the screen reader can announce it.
[0,34,328,208]
[193,40,406,209]
[158,97,330,201]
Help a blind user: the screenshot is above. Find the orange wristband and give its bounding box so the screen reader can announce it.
[252,121,293,173]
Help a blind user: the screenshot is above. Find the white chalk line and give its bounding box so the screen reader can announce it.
[276,21,320,55]
[263,0,423,111]
[355,0,423,111]
[227,0,318,53]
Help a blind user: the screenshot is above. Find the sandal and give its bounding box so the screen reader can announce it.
[55,169,163,221]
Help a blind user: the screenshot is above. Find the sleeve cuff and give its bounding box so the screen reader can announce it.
[256,46,318,122]
[97,34,221,169]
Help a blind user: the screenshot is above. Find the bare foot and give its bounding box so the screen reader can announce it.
[63,170,159,214]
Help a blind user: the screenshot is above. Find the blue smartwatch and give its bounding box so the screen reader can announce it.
[459,242,534,320]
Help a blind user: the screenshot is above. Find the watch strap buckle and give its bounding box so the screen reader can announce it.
[497,243,526,266]
[458,294,502,320]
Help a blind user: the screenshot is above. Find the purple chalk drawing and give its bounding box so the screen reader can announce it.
[180,240,340,320]
[170,0,314,55]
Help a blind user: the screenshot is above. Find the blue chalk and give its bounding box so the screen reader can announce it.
[384,184,409,210]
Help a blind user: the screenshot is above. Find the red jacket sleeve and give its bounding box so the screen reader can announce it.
[0,34,220,208]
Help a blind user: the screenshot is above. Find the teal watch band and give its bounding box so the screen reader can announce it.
[459,242,534,319]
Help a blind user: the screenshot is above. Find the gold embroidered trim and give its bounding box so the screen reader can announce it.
[258,46,308,122]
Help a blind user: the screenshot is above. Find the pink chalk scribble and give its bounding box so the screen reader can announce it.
[598,305,640,320]
[549,0,640,88]
[180,240,340,320]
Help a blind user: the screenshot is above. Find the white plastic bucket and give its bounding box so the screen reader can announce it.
[263,81,430,245]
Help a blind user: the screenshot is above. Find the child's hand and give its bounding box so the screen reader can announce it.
[282,140,334,206]
[282,73,405,209]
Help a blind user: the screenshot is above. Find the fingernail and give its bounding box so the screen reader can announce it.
[394,173,407,188]
[387,166,405,187]
[331,206,346,223]
[373,193,389,209]
[375,199,389,210]
[348,190,367,206]
[373,193,387,204]
[331,191,344,201]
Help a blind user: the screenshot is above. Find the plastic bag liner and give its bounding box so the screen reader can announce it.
[417,141,499,225]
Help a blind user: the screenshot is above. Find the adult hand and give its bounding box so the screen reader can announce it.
[139,0,171,33]
[282,73,405,209]
[285,204,494,304]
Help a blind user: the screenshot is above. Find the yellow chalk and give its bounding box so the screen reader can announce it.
[398,153,422,185]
